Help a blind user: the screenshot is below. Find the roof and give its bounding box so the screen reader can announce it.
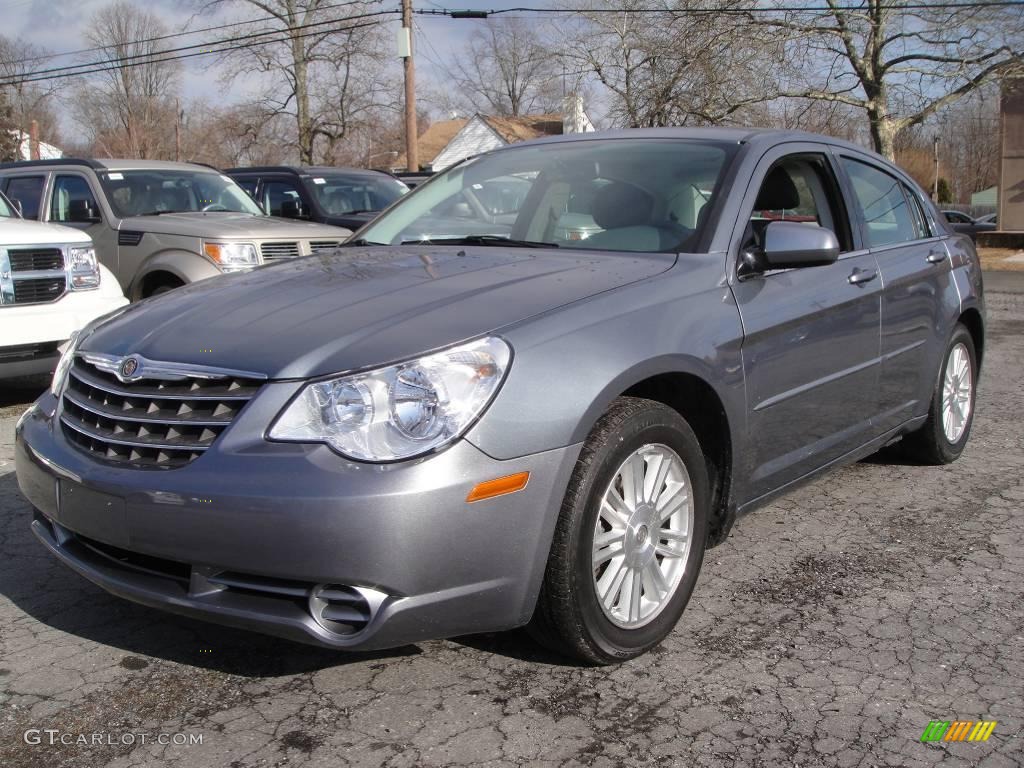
[394,118,469,169]
[224,165,391,178]
[479,114,564,143]
[0,158,221,173]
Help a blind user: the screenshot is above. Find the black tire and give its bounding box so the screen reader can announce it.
[529,396,709,664]
[901,323,977,465]
[148,281,183,297]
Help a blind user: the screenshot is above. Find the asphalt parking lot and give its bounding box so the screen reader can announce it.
[1,274,1022,768]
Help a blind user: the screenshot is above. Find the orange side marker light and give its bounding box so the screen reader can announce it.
[466,472,530,503]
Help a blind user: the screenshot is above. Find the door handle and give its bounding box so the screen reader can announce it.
[848,267,878,285]
[926,250,947,264]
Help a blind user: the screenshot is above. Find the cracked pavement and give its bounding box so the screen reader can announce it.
[1,279,1022,768]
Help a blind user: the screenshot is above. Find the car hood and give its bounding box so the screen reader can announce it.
[83,246,675,379]
[117,212,351,239]
[0,216,93,246]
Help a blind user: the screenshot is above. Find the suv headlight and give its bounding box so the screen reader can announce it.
[203,241,258,272]
[269,336,511,461]
[68,246,100,290]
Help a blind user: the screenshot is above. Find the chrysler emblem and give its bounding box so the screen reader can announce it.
[119,357,140,379]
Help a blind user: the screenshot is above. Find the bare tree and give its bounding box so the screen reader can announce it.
[560,0,777,128]
[0,37,64,148]
[766,0,1023,160]
[434,18,561,117]
[0,89,18,161]
[75,1,181,158]
[207,0,397,164]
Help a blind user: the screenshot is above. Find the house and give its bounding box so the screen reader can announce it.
[8,130,62,161]
[398,95,595,172]
[970,186,996,207]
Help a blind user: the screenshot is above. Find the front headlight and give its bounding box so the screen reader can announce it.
[269,336,511,461]
[51,330,83,395]
[203,241,259,272]
[67,246,100,290]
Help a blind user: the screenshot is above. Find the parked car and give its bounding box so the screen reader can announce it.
[0,159,353,299]
[394,172,433,189]
[942,210,997,242]
[16,128,983,664]
[975,213,997,225]
[224,166,408,232]
[0,190,127,382]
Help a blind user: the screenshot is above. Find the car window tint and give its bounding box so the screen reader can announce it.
[263,180,303,216]
[50,175,100,222]
[4,176,45,219]
[841,159,918,247]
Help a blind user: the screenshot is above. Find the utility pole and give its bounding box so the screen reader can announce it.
[932,134,940,201]
[175,99,181,162]
[401,0,418,172]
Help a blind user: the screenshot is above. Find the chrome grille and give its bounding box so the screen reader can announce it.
[60,357,264,469]
[1,246,67,305]
[259,242,300,262]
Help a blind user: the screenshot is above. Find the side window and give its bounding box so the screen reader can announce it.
[4,176,45,219]
[748,155,853,252]
[903,184,931,239]
[841,159,918,247]
[50,175,100,223]
[262,180,303,216]
[234,177,259,199]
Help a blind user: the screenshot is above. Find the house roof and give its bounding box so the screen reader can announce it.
[393,118,468,170]
[479,114,564,143]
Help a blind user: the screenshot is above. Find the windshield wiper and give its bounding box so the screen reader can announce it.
[400,235,558,248]
[343,237,386,247]
[136,209,187,216]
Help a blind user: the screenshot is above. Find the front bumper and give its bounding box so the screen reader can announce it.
[15,391,581,650]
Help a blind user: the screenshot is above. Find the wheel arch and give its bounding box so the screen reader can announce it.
[570,357,740,548]
[958,307,984,370]
[128,250,220,300]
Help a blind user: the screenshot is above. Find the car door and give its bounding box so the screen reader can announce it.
[730,144,882,500]
[837,154,954,432]
[47,173,120,278]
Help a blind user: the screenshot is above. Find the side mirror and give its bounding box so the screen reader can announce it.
[741,221,840,276]
[68,199,101,223]
[280,199,306,219]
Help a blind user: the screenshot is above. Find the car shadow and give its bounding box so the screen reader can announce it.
[858,443,932,467]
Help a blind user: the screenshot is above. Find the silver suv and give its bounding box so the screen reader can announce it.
[0,159,352,299]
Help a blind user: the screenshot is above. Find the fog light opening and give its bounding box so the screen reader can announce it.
[309,584,387,636]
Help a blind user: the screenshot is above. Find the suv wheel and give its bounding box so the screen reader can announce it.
[901,323,977,464]
[530,397,709,664]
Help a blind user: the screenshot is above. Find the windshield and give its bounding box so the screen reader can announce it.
[305,173,408,215]
[0,192,15,218]
[98,169,264,218]
[357,138,735,252]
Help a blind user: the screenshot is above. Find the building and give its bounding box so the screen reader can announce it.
[397,96,595,172]
[970,186,996,207]
[8,130,62,161]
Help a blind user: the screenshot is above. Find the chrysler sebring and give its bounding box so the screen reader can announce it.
[15,128,983,664]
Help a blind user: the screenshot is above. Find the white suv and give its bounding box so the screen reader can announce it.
[0,191,127,381]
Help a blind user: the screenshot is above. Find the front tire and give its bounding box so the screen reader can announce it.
[901,323,977,464]
[530,397,709,664]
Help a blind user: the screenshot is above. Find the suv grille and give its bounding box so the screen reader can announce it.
[260,242,300,262]
[309,240,341,255]
[2,247,67,305]
[60,357,264,469]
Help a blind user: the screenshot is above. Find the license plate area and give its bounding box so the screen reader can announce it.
[58,480,130,548]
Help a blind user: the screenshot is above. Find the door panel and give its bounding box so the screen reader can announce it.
[733,255,882,498]
[729,144,882,501]
[838,156,949,431]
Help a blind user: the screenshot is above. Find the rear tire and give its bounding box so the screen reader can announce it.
[901,323,977,464]
[529,397,709,664]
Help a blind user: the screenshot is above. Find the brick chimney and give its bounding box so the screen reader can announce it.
[29,120,40,160]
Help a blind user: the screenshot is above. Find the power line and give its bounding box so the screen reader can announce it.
[415,1,1024,15]
[0,10,398,88]
[6,0,386,67]
[0,14,396,89]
